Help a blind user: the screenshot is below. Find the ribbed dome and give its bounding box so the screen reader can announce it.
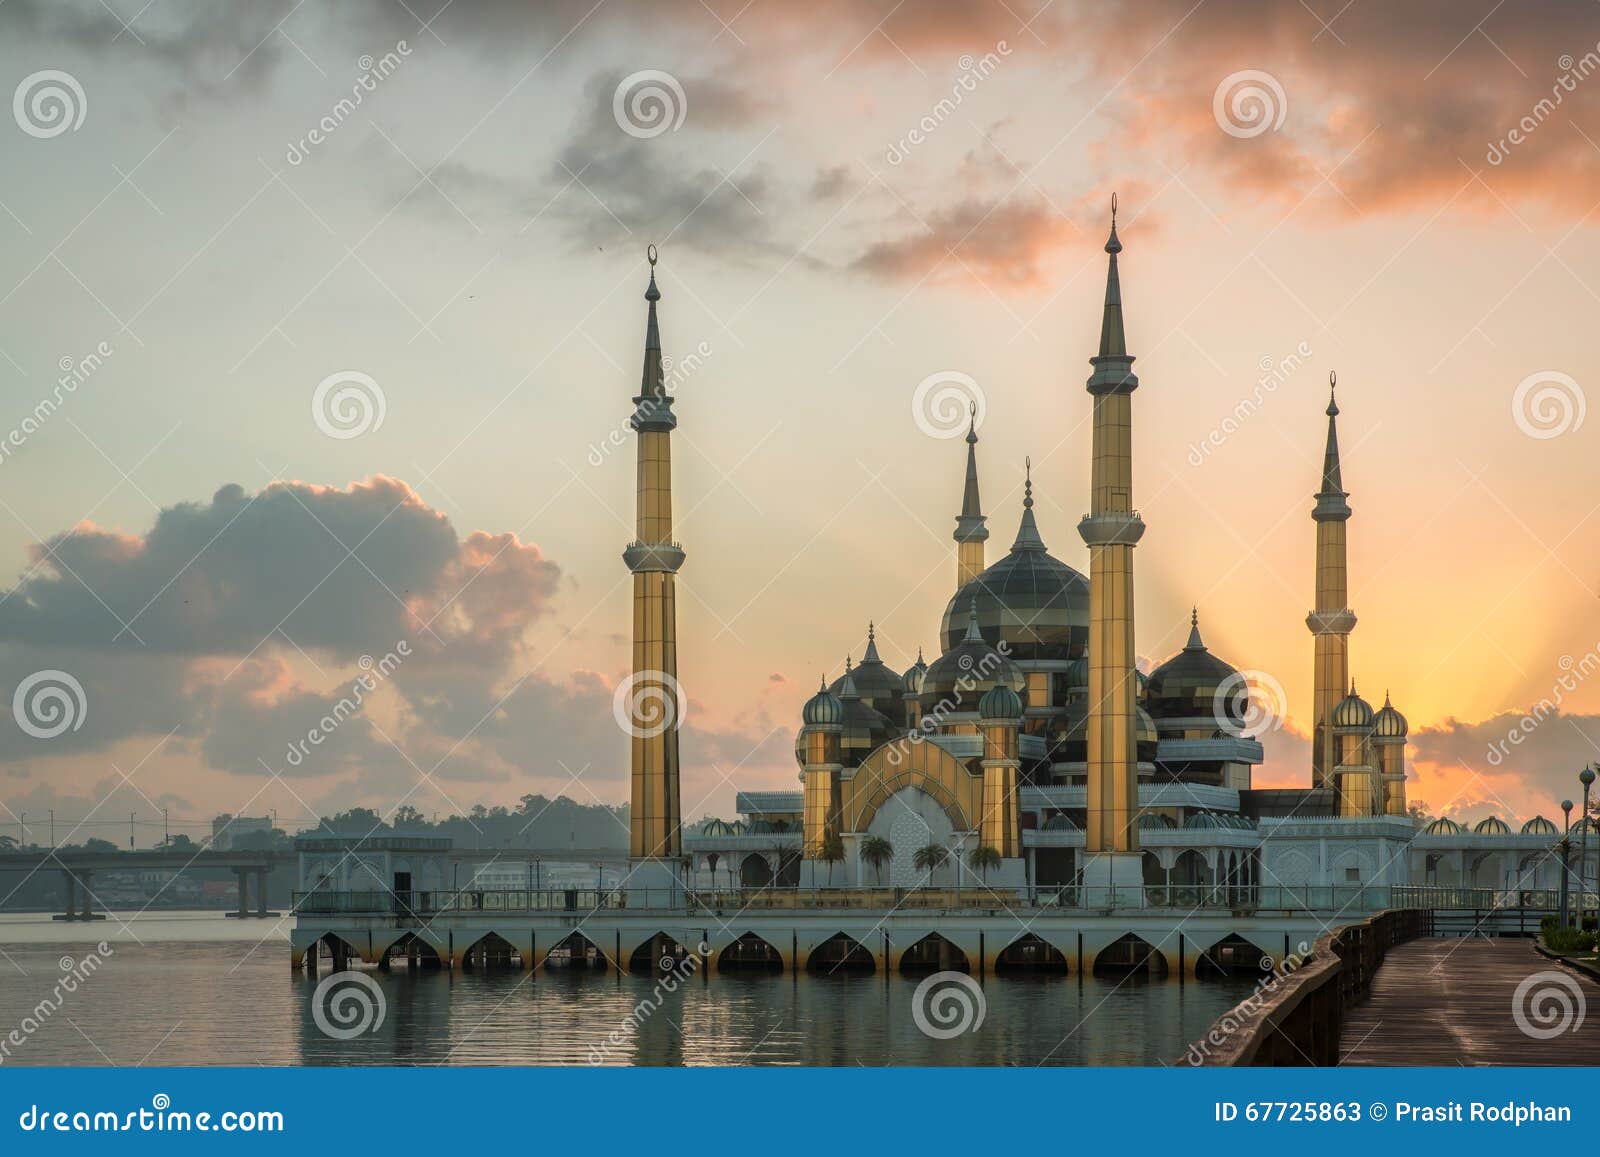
[1423,816,1464,835]
[829,624,904,707]
[923,600,1025,710]
[939,484,1088,661]
[979,682,1024,721]
[1138,812,1176,830]
[1332,685,1374,729]
[1372,693,1408,739]
[902,649,928,695]
[1064,655,1089,692]
[700,818,739,837]
[802,679,844,726]
[1042,813,1078,831]
[1473,816,1511,835]
[1522,816,1558,835]
[1136,706,1158,748]
[1144,610,1241,722]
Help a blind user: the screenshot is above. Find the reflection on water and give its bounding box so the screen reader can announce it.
[0,915,1255,1066]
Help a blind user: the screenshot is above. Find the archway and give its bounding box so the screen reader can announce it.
[1093,934,1168,979]
[718,932,784,973]
[1196,934,1271,979]
[898,932,969,974]
[740,854,773,888]
[461,932,519,971]
[995,933,1068,975]
[806,932,875,975]
[628,931,690,976]
[310,932,362,971]
[547,932,607,972]
[381,932,442,971]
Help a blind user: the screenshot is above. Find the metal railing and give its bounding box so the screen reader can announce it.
[291,883,1576,918]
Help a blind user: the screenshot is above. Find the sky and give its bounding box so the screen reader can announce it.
[0,0,1598,845]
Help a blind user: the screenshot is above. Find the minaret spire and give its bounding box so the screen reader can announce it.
[1185,606,1205,651]
[1011,456,1046,551]
[1307,370,1357,792]
[1080,193,1146,872]
[953,402,989,588]
[623,244,686,870]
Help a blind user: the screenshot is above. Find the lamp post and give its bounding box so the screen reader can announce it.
[1581,766,1596,923]
[1560,799,1574,930]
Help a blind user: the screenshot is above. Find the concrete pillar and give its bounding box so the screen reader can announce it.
[255,868,268,916]
[62,870,77,921]
[78,872,93,919]
[234,869,249,917]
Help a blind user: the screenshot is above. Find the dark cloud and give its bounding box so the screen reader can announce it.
[851,195,1075,286]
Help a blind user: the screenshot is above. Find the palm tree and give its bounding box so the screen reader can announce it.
[968,845,1002,888]
[913,843,949,885]
[860,836,894,886]
[817,832,845,887]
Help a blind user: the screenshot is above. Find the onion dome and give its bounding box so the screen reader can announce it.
[835,658,895,762]
[1144,609,1242,722]
[700,818,739,837]
[1473,816,1512,835]
[979,682,1024,721]
[1064,654,1089,693]
[1522,816,1559,836]
[923,599,1025,711]
[1371,692,1408,739]
[802,678,844,726]
[938,464,1089,661]
[1331,682,1374,729]
[902,648,928,696]
[829,622,904,709]
[1138,812,1177,830]
[1042,813,1079,831]
[1423,816,1465,835]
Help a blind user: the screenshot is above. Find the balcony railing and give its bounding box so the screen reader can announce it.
[291,883,1580,917]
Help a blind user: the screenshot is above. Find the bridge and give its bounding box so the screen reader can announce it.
[0,845,632,920]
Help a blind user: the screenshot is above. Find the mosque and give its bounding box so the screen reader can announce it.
[668,206,1587,903]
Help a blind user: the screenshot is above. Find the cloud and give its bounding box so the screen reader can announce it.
[852,195,1076,286]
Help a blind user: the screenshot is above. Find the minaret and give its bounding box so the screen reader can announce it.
[953,404,989,589]
[623,245,685,866]
[1307,372,1356,791]
[1080,195,1146,868]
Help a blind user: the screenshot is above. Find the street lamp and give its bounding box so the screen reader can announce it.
[1581,766,1596,922]
[1561,799,1575,930]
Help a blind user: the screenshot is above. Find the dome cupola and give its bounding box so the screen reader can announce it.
[979,682,1024,721]
[1144,608,1242,724]
[802,678,844,726]
[1331,683,1374,729]
[1371,692,1408,739]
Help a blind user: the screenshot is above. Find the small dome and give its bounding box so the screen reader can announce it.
[1137,812,1177,830]
[1183,810,1227,830]
[979,682,1024,721]
[1064,655,1089,692]
[1042,813,1078,831]
[1144,610,1243,722]
[1332,684,1374,729]
[802,679,844,726]
[751,818,791,834]
[1136,705,1158,747]
[1522,816,1558,836]
[902,648,928,695]
[1423,816,1464,835]
[1372,693,1408,739]
[828,623,904,708]
[700,818,738,837]
[1473,816,1512,835]
[1576,816,1600,835]
[922,599,1025,710]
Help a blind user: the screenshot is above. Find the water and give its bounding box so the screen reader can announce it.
[0,913,1254,1066]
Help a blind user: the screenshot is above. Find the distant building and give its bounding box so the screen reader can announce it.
[210,814,272,851]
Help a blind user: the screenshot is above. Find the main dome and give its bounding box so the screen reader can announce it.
[939,493,1087,661]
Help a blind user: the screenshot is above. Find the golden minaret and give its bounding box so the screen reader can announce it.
[1080,197,1145,859]
[953,405,989,589]
[1307,373,1356,791]
[624,246,684,861]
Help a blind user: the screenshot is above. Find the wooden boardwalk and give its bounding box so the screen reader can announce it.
[1341,938,1600,1065]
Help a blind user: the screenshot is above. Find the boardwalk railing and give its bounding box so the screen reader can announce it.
[291,884,1553,918]
[1180,907,1433,1066]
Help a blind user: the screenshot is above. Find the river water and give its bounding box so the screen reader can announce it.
[0,913,1253,1066]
